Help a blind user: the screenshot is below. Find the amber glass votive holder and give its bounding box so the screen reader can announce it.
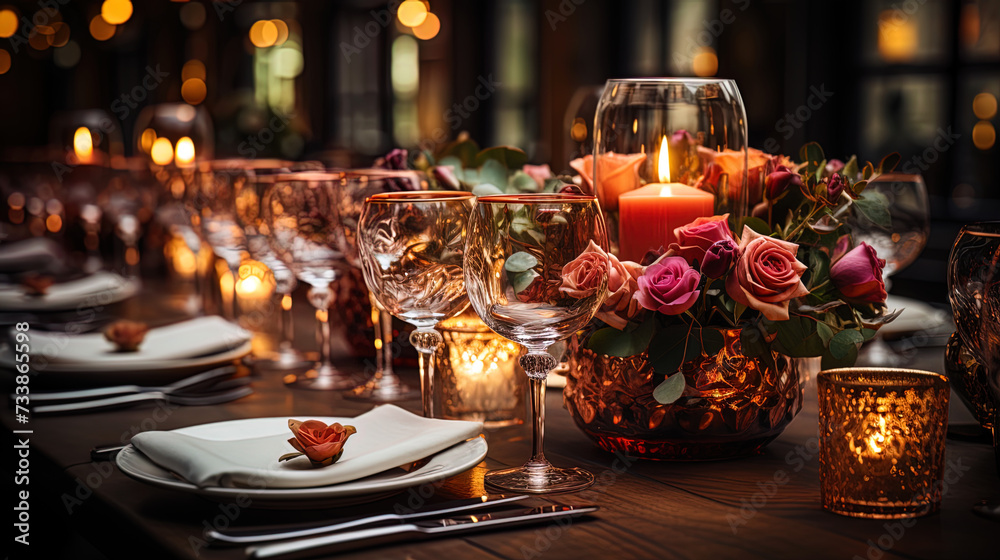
[818,368,950,519]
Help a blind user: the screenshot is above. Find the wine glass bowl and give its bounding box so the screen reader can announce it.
[357,191,475,415]
[850,173,930,278]
[464,193,609,494]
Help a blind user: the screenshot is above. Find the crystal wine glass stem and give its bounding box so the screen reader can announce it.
[410,327,443,417]
[378,308,400,382]
[309,286,335,375]
[520,350,558,469]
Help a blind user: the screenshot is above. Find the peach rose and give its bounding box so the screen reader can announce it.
[559,240,609,300]
[725,226,809,321]
[283,420,357,467]
[595,252,645,329]
[698,147,791,203]
[570,153,647,211]
[672,213,733,266]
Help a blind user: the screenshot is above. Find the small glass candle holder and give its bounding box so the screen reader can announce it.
[818,368,950,519]
[434,313,527,429]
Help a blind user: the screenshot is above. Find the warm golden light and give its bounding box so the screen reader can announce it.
[271,19,289,45]
[182,59,205,81]
[101,0,133,25]
[139,128,156,153]
[175,136,195,165]
[570,118,587,142]
[73,127,94,163]
[47,22,70,47]
[692,47,718,77]
[45,214,62,233]
[973,92,997,120]
[657,135,671,182]
[412,12,440,40]
[973,121,996,150]
[0,8,17,38]
[0,49,10,75]
[249,19,278,48]
[181,78,206,104]
[150,137,174,165]
[878,10,917,62]
[397,0,428,27]
[281,294,292,311]
[89,14,116,41]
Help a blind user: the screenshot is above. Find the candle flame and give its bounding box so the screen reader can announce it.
[175,136,195,165]
[865,415,889,454]
[657,135,671,183]
[659,185,673,197]
[73,127,93,161]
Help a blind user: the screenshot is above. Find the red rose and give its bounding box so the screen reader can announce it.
[830,242,887,304]
[672,213,733,266]
[764,165,802,200]
[725,226,809,321]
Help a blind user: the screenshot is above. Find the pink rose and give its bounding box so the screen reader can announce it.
[595,252,644,329]
[522,164,553,188]
[635,256,701,315]
[672,213,733,266]
[831,242,887,304]
[725,226,809,321]
[559,240,609,299]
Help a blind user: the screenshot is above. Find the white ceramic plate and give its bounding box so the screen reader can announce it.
[116,416,488,509]
[0,272,139,312]
[0,341,252,386]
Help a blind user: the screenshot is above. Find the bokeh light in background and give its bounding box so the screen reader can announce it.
[89,14,116,41]
[101,0,133,26]
[0,49,9,75]
[174,136,195,164]
[0,7,17,38]
[150,137,173,165]
[397,1,428,27]
[412,12,440,40]
[973,93,997,120]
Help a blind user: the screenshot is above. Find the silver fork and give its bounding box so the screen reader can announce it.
[24,365,238,403]
[33,385,253,414]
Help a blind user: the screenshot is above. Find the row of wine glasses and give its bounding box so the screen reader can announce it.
[357,191,610,495]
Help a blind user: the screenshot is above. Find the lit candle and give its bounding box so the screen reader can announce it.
[617,136,715,262]
[175,136,196,167]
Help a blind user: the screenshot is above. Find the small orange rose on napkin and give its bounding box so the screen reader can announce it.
[279,419,357,468]
[21,274,55,296]
[104,320,150,352]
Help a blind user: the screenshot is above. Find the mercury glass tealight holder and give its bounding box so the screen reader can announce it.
[433,313,528,429]
[818,368,950,519]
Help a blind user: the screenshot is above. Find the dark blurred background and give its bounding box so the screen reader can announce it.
[0,0,998,302]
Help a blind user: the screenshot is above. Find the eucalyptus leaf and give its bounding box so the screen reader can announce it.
[479,159,509,190]
[474,146,529,169]
[853,190,892,229]
[700,328,726,357]
[504,251,538,273]
[829,328,864,359]
[509,171,540,193]
[774,316,825,357]
[510,269,539,293]
[440,140,480,167]
[472,183,504,197]
[740,216,772,236]
[816,322,834,344]
[586,318,655,357]
[653,373,686,405]
[822,343,858,370]
[842,155,859,180]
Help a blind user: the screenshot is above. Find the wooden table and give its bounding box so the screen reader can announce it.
[4,300,998,560]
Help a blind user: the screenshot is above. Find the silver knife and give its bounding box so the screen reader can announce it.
[247,504,599,559]
[24,365,237,403]
[210,494,530,544]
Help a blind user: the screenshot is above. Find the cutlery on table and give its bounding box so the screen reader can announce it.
[33,384,253,414]
[209,494,531,545]
[246,504,599,559]
[19,365,239,403]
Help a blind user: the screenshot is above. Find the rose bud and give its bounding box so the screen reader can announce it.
[701,238,738,279]
[825,158,845,175]
[558,183,584,195]
[104,320,150,352]
[381,148,408,170]
[522,163,553,188]
[281,419,357,467]
[635,256,701,315]
[432,165,460,190]
[825,173,845,202]
[830,242,887,304]
[763,165,802,200]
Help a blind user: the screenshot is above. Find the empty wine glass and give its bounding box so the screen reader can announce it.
[100,158,156,277]
[849,172,930,366]
[338,169,424,402]
[233,160,322,371]
[464,193,609,493]
[357,191,475,416]
[263,171,354,390]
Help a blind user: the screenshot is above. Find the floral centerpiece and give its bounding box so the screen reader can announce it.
[564,143,899,460]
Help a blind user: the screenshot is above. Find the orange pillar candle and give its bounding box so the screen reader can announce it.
[617,137,715,263]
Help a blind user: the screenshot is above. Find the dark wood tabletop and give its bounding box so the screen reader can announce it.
[3,290,998,560]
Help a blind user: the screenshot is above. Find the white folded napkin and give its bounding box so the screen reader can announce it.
[130,405,483,489]
[0,271,135,310]
[30,316,251,364]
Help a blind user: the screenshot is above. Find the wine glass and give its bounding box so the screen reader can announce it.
[262,171,354,390]
[100,158,157,277]
[338,169,424,402]
[357,191,475,416]
[233,159,323,372]
[464,193,609,494]
[849,172,930,366]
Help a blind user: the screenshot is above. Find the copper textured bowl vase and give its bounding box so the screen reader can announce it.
[564,328,807,460]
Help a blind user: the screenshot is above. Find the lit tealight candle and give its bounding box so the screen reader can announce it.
[73,126,95,165]
[617,136,715,262]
